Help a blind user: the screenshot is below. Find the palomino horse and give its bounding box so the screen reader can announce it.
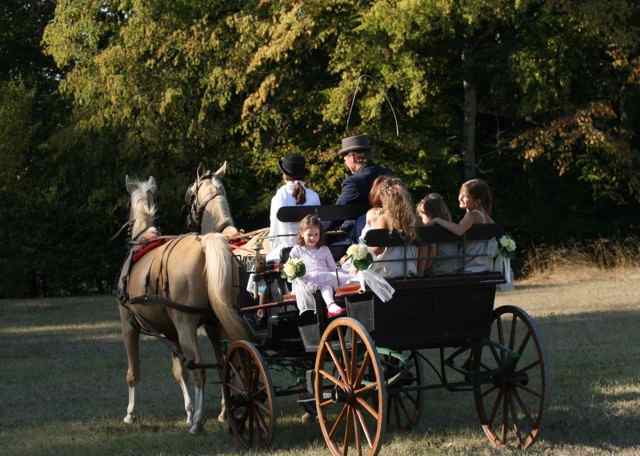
[119,175,249,433]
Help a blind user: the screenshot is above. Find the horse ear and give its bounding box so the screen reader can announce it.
[147,176,157,192]
[197,162,205,181]
[214,161,228,177]
[125,175,136,193]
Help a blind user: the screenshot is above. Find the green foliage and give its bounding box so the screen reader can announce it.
[1,0,640,296]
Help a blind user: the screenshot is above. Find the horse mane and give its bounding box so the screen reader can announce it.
[129,179,158,238]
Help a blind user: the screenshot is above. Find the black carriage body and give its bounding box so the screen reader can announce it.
[346,273,502,351]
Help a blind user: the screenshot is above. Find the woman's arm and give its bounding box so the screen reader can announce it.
[368,213,390,255]
[433,211,476,236]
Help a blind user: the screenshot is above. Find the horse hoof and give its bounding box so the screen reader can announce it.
[189,422,204,434]
[217,412,226,423]
[123,414,136,424]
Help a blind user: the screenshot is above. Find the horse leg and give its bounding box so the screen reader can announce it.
[171,353,194,426]
[176,324,206,434]
[119,305,140,424]
[204,323,226,423]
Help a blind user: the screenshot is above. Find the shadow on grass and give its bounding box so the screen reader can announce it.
[3,296,640,454]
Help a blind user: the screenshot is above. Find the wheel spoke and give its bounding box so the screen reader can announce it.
[253,407,269,435]
[509,314,518,349]
[516,331,532,358]
[481,384,499,398]
[254,400,271,416]
[248,407,255,447]
[403,391,419,409]
[352,405,362,456]
[355,408,373,448]
[516,359,541,375]
[488,342,502,365]
[489,388,504,426]
[496,317,505,349]
[512,387,536,428]
[325,342,349,386]
[229,359,248,389]
[508,392,525,447]
[319,369,349,391]
[337,327,351,383]
[356,397,379,421]
[397,394,414,424]
[354,382,378,396]
[516,383,543,399]
[350,328,359,387]
[502,388,509,443]
[320,398,336,408]
[329,404,349,439]
[353,352,371,386]
[226,381,246,395]
[342,406,352,456]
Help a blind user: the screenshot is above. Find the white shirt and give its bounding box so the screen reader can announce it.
[267,182,321,261]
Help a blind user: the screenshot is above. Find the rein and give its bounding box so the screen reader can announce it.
[110,220,133,241]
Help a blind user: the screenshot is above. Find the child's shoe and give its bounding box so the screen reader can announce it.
[327,303,345,318]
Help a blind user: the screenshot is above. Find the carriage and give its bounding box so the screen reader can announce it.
[220,204,548,455]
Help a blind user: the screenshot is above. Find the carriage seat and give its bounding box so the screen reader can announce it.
[363,224,505,278]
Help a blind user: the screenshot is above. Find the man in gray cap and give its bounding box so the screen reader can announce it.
[333,134,391,241]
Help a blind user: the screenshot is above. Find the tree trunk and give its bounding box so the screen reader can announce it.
[462,50,477,179]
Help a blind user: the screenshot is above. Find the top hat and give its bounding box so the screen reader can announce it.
[339,134,371,156]
[278,154,307,180]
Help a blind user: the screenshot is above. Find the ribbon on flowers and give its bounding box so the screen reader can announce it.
[291,277,316,314]
[357,269,395,302]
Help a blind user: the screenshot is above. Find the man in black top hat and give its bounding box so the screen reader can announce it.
[332,134,391,241]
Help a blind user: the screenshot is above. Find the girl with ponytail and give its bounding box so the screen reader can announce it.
[267,154,321,262]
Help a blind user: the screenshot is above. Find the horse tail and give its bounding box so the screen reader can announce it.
[201,233,250,341]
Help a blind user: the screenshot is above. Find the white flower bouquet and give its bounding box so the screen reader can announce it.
[346,244,373,271]
[281,257,306,282]
[498,234,517,259]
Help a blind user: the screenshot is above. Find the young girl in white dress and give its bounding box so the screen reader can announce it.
[431,179,497,272]
[289,215,352,318]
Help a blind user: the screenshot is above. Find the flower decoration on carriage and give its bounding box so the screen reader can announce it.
[346,244,374,271]
[281,257,306,282]
[498,234,517,259]
[345,243,395,303]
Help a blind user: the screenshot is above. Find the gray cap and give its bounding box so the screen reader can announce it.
[339,134,371,156]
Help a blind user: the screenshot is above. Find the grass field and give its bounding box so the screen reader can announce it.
[2,268,640,455]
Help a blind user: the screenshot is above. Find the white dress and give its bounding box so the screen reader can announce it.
[289,245,354,311]
[267,182,321,262]
[371,245,418,278]
[463,211,498,273]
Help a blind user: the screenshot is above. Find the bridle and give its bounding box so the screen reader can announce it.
[185,171,224,231]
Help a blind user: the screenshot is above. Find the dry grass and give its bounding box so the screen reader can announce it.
[522,237,640,279]
[2,266,640,455]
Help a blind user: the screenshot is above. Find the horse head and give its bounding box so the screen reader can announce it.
[125,175,158,240]
[185,162,236,235]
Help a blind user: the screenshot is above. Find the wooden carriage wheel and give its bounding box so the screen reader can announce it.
[223,340,275,449]
[473,305,548,449]
[379,349,422,431]
[314,318,387,456]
